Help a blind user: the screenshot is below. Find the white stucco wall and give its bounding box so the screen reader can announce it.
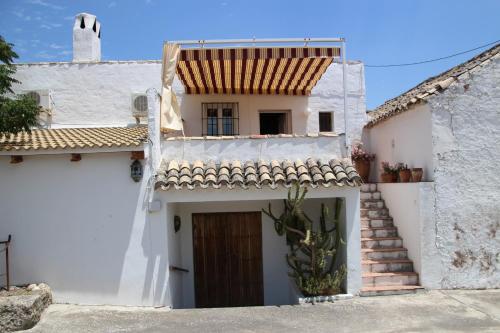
[161,135,346,162]
[13,61,162,127]
[377,182,441,288]
[309,62,366,143]
[364,104,434,182]
[428,54,500,288]
[0,152,174,307]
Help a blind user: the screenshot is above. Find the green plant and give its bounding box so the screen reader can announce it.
[0,35,40,135]
[381,161,399,175]
[262,184,346,296]
[396,163,409,171]
[351,141,375,161]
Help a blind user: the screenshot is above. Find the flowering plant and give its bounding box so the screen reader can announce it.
[351,142,375,161]
[381,162,399,175]
[396,163,409,171]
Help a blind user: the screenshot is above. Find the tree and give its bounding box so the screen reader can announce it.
[0,35,40,135]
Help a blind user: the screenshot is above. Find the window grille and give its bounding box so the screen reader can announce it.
[202,103,239,136]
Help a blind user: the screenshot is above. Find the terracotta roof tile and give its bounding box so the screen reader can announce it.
[367,43,500,127]
[155,158,361,190]
[0,126,147,152]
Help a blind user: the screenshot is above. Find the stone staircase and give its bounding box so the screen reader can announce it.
[359,184,424,296]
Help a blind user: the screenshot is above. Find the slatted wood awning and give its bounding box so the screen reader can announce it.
[176,47,340,96]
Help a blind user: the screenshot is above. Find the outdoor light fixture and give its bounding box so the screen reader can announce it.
[174,215,181,233]
[130,160,143,182]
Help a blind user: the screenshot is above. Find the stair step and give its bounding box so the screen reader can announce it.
[362,247,408,260]
[360,191,381,200]
[362,259,413,273]
[361,208,390,218]
[360,184,377,193]
[361,200,385,209]
[361,217,394,228]
[360,285,424,297]
[362,272,419,287]
[361,227,397,238]
[361,237,403,249]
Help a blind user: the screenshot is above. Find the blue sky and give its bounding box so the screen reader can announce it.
[1,0,499,109]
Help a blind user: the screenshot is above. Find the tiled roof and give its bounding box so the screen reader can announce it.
[0,126,147,152]
[367,43,500,127]
[155,158,361,190]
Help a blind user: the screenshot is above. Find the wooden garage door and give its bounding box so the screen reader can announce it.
[192,212,264,308]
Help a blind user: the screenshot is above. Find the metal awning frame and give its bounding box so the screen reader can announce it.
[164,38,350,152]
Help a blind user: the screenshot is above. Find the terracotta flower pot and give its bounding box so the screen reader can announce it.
[411,168,423,182]
[354,159,370,183]
[381,173,394,183]
[399,169,411,182]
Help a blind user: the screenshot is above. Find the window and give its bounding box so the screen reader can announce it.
[319,112,333,132]
[202,103,239,136]
[259,111,291,135]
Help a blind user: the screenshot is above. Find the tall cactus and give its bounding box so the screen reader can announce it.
[262,184,346,296]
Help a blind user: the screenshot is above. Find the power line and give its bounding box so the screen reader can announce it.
[366,40,499,68]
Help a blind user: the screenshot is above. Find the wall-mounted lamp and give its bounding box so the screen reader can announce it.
[130,160,143,182]
[174,215,181,233]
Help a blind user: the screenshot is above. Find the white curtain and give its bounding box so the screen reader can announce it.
[160,43,182,133]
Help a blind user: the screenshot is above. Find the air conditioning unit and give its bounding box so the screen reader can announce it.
[22,90,53,114]
[22,90,53,128]
[131,93,148,118]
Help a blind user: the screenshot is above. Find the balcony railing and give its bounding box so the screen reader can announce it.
[161,133,346,162]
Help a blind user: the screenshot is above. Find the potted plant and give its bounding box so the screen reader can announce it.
[381,162,398,182]
[398,164,411,183]
[411,168,423,182]
[351,142,375,183]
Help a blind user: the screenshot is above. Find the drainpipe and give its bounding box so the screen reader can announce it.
[342,38,350,157]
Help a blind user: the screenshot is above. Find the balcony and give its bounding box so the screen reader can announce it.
[161,132,346,162]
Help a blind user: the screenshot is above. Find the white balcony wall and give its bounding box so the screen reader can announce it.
[161,135,347,162]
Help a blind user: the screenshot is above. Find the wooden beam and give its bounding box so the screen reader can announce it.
[70,153,82,162]
[10,156,23,164]
[131,151,145,160]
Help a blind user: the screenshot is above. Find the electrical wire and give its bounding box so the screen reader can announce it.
[366,40,499,68]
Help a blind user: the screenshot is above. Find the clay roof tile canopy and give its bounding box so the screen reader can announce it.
[155,158,361,190]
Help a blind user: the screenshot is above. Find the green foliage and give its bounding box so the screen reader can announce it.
[262,184,347,297]
[0,35,40,135]
[0,96,40,135]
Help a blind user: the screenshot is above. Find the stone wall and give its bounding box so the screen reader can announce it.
[429,54,500,288]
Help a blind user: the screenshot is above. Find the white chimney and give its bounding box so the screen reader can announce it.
[72,13,101,62]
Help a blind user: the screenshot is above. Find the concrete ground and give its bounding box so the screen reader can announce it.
[27,290,500,333]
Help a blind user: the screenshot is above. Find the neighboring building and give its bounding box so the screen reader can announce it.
[364,44,500,289]
[0,13,368,307]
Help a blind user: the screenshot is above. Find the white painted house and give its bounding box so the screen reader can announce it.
[364,44,500,290]
[4,12,495,308]
[0,13,368,307]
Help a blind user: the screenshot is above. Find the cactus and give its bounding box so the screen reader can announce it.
[262,184,346,296]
